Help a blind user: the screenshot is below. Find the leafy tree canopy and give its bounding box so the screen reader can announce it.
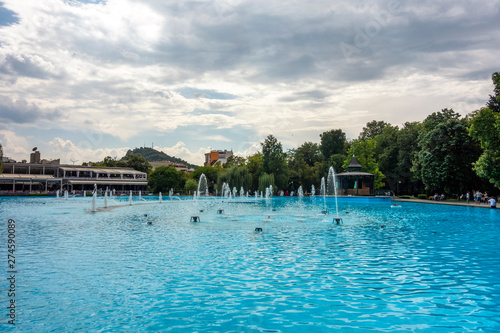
[469,107,500,150]
[101,156,126,167]
[246,152,264,190]
[190,166,221,193]
[258,173,275,193]
[124,153,152,174]
[469,107,500,188]
[261,135,289,190]
[124,147,198,168]
[396,122,424,193]
[288,144,323,192]
[148,166,185,193]
[218,165,253,191]
[413,111,481,193]
[294,141,322,167]
[373,125,400,189]
[487,72,500,113]
[94,154,152,173]
[223,155,246,168]
[421,108,461,132]
[327,154,344,174]
[359,120,391,140]
[320,129,346,160]
[184,178,198,193]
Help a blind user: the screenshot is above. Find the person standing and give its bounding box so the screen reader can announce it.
[489,197,497,209]
[466,192,470,204]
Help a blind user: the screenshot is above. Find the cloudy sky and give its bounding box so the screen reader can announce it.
[0,0,499,165]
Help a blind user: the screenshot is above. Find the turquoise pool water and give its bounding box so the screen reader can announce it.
[1,196,499,332]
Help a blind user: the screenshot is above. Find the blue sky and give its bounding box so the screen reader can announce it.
[0,0,499,165]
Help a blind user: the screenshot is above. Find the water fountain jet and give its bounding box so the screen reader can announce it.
[91,192,97,212]
[104,191,108,208]
[198,174,208,197]
[327,166,339,219]
[320,177,326,213]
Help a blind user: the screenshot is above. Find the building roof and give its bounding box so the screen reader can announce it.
[347,156,362,169]
[66,180,148,186]
[4,163,146,175]
[4,163,60,169]
[0,174,61,181]
[59,166,146,175]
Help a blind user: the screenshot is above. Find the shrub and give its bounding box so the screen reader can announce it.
[417,194,428,200]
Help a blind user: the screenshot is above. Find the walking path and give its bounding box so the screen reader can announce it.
[392,197,497,209]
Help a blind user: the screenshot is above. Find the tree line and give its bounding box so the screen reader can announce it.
[83,72,500,197]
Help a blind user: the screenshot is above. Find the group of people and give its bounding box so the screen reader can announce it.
[467,191,497,208]
[432,191,497,208]
[431,193,446,201]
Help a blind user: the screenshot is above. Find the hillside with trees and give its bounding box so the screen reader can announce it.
[123,147,198,169]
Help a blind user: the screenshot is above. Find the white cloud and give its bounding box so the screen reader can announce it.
[48,137,130,164]
[0,130,31,161]
[234,142,261,158]
[156,142,210,165]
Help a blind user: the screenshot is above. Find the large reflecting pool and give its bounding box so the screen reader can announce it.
[1,195,499,332]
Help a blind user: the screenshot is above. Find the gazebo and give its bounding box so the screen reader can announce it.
[336,156,375,196]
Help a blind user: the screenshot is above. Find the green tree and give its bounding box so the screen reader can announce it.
[218,166,253,191]
[412,109,482,194]
[190,166,221,193]
[98,156,126,167]
[258,173,275,193]
[294,142,322,166]
[103,156,117,167]
[148,166,185,193]
[343,139,385,189]
[487,72,500,113]
[261,135,289,190]
[359,120,390,140]
[373,125,400,191]
[223,155,246,168]
[469,107,500,188]
[124,153,152,173]
[396,122,424,195]
[184,178,198,193]
[421,108,460,131]
[288,146,323,192]
[320,129,346,160]
[246,152,264,191]
[326,154,345,174]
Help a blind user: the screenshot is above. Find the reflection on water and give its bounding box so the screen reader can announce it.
[1,196,499,332]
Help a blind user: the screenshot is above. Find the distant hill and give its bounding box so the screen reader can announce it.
[123,147,199,169]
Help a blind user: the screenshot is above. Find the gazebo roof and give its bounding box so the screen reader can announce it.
[336,171,374,177]
[336,171,375,177]
[347,156,362,170]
